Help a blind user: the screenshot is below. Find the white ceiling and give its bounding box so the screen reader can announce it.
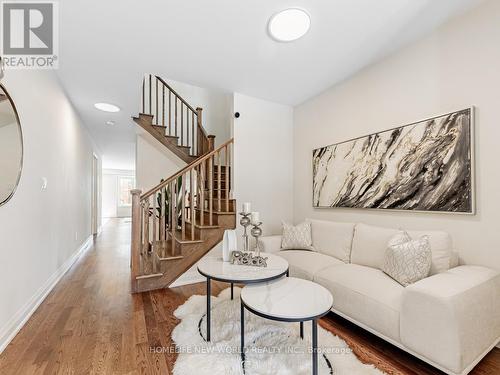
[56,0,483,170]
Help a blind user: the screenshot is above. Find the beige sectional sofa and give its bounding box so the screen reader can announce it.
[259,219,500,375]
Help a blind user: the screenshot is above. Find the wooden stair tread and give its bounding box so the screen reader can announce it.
[154,240,184,261]
[168,230,204,244]
[136,273,163,280]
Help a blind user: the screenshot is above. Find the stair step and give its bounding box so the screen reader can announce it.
[186,219,220,229]
[168,230,204,244]
[203,202,233,211]
[154,240,184,261]
[133,114,198,164]
[136,273,163,280]
[204,189,231,197]
[136,250,163,279]
[195,208,236,216]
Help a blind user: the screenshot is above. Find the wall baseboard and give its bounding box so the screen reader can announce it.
[0,235,93,354]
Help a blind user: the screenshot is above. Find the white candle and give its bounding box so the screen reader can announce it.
[251,212,260,224]
[243,202,251,214]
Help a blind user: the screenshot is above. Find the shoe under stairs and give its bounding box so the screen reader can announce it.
[130,74,236,293]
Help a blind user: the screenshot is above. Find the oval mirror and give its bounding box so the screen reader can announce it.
[0,84,23,206]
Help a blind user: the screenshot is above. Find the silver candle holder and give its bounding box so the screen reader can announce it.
[251,222,263,256]
[239,212,251,252]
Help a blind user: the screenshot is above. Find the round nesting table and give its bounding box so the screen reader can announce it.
[240,277,333,375]
[197,252,289,342]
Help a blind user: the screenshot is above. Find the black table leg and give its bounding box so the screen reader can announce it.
[241,301,245,371]
[231,283,234,300]
[206,277,211,342]
[286,269,289,277]
[312,319,318,375]
[300,321,304,339]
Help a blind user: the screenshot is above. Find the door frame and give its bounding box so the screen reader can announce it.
[91,153,99,235]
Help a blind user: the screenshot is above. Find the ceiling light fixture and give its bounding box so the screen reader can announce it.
[268,8,311,42]
[94,102,120,112]
[105,120,116,126]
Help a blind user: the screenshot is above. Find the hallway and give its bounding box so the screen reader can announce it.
[0,219,206,374]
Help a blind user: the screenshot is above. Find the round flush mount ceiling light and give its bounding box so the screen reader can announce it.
[268,8,311,42]
[94,102,120,112]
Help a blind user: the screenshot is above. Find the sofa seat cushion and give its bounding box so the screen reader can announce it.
[314,264,404,341]
[278,250,345,281]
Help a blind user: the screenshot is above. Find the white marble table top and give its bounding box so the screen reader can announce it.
[197,252,289,283]
[241,277,333,320]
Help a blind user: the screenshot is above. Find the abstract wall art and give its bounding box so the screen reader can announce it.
[312,108,474,213]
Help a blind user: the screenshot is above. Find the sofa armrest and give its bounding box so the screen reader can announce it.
[258,235,282,253]
[400,265,500,374]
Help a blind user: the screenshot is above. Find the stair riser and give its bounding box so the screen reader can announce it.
[195,209,236,226]
[184,223,220,242]
[216,213,236,229]
[204,189,231,200]
[203,198,235,210]
[194,211,220,226]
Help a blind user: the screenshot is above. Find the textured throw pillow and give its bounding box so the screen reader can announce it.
[383,231,432,287]
[281,222,314,251]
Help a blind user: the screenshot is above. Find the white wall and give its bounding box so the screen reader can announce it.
[293,0,500,269]
[165,78,233,147]
[232,93,294,240]
[0,70,101,352]
[0,122,21,201]
[102,169,135,218]
[135,132,186,193]
[172,93,294,285]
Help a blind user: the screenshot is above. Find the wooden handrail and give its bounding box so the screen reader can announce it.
[142,73,213,157]
[140,138,234,200]
[154,75,197,113]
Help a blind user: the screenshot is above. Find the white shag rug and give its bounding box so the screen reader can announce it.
[172,287,385,375]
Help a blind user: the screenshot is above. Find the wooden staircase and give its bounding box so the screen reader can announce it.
[133,75,215,163]
[130,74,235,293]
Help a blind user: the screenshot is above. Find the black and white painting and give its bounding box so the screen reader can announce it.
[312,108,474,213]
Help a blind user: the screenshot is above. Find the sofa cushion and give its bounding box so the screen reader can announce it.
[406,229,452,275]
[314,264,403,341]
[307,219,355,263]
[383,232,432,286]
[351,224,399,270]
[351,223,453,274]
[278,250,344,281]
[281,222,314,250]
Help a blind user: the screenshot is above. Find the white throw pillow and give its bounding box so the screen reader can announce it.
[307,219,355,263]
[383,231,432,287]
[406,229,452,275]
[281,222,314,251]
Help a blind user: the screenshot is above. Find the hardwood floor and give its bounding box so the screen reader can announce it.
[0,218,498,375]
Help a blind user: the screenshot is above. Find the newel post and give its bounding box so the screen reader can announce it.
[196,107,203,126]
[208,135,216,152]
[196,107,204,154]
[130,189,142,293]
